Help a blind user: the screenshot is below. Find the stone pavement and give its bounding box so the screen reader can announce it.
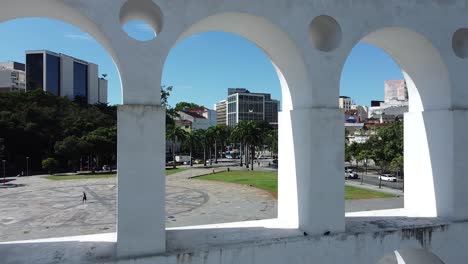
[0,168,276,242]
[0,167,403,242]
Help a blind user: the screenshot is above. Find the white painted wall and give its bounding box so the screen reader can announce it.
[98,78,108,104]
[87,63,99,104]
[60,55,74,99]
[0,70,12,88]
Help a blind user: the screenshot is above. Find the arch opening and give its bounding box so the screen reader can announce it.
[0,16,121,242]
[161,31,281,227]
[341,27,452,216]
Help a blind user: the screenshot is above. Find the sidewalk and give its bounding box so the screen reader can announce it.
[345,180,404,196]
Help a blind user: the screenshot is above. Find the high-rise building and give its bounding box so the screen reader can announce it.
[384,80,408,102]
[339,96,352,111]
[0,62,26,93]
[215,100,227,126]
[225,88,279,127]
[25,50,108,104]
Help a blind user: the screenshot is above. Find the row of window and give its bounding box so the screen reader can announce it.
[25,53,88,100]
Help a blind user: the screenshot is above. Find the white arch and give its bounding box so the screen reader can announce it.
[171,12,311,111]
[343,27,455,218]
[361,27,452,112]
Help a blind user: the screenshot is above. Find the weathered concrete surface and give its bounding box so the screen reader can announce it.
[1,212,467,263]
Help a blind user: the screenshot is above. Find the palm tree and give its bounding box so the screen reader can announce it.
[231,121,249,167]
[184,130,199,167]
[166,125,187,169]
[212,126,223,164]
[206,127,217,166]
[195,129,208,167]
[243,121,262,171]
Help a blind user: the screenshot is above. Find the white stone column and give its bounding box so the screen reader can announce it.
[278,108,345,234]
[452,110,468,219]
[404,110,459,218]
[116,105,166,257]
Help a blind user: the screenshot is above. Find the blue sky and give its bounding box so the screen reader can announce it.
[0,18,403,107]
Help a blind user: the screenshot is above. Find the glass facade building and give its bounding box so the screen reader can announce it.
[26,53,44,91]
[24,50,103,104]
[46,54,60,96]
[73,62,88,99]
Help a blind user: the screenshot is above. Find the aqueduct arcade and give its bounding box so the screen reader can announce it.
[1,0,468,263]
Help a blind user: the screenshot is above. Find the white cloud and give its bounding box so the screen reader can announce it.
[64,32,92,41]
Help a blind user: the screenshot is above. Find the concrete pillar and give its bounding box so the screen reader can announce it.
[278,108,345,234]
[451,110,468,219]
[117,105,166,257]
[404,110,460,218]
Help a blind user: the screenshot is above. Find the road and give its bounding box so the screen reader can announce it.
[346,173,404,190]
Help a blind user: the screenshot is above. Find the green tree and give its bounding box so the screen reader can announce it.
[234,121,263,171]
[205,126,218,166]
[175,102,202,111]
[348,142,362,169]
[83,126,117,169]
[54,136,92,171]
[183,130,199,167]
[42,158,59,174]
[367,122,403,173]
[195,129,209,167]
[161,86,178,126]
[390,154,404,178]
[166,125,187,169]
[231,121,249,167]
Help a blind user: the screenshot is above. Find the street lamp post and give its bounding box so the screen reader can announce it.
[26,156,29,177]
[2,160,5,185]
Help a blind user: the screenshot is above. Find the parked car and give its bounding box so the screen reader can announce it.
[348,171,359,179]
[102,165,111,171]
[379,174,397,182]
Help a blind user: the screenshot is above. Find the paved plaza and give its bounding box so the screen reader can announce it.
[0,167,402,242]
[0,168,277,242]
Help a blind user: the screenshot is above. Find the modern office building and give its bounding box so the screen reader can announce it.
[215,100,227,126]
[225,88,280,127]
[25,50,107,104]
[0,62,26,93]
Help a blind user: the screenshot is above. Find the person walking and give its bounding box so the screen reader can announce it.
[82,191,87,203]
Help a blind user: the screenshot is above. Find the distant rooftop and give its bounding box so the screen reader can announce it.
[26,50,94,65]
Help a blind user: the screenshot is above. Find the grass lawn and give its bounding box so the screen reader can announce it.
[46,168,188,180]
[344,186,396,199]
[198,171,397,200]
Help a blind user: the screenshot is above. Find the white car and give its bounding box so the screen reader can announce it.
[379,174,397,182]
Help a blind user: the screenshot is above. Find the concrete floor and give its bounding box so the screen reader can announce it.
[0,168,402,242]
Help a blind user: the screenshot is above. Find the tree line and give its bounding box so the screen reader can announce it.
[345,121,403,176]
[0,90,116,175]
[162,86,278,170]
[166,121,278,170]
